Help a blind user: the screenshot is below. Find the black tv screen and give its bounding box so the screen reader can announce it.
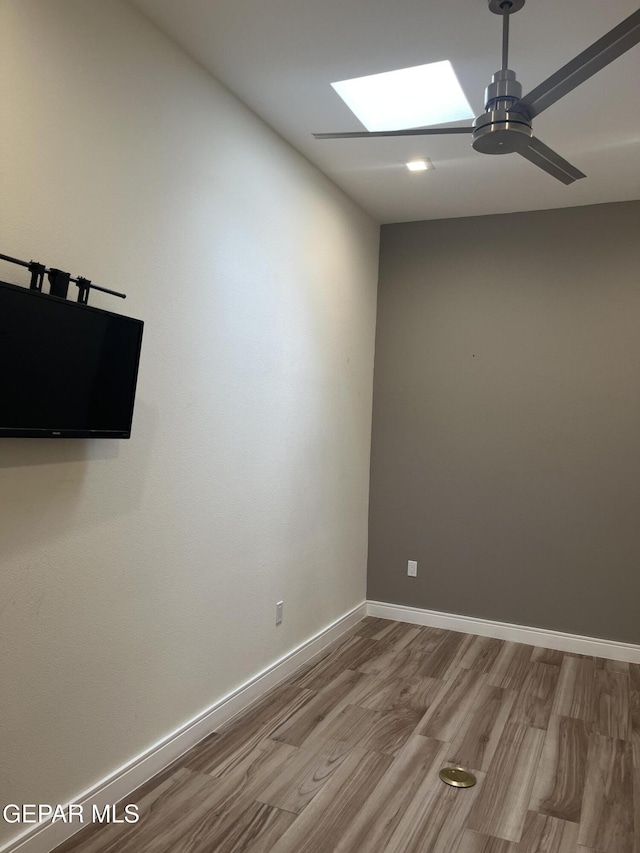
[0,280,143,438]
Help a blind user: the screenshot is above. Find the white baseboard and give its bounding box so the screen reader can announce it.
[367,600,640,663]
[1,602,366,853]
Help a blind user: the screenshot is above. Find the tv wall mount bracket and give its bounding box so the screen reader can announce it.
[0,250,127,305]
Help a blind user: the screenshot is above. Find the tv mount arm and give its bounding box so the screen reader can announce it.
[0,251,126,305]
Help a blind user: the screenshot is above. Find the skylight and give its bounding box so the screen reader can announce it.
[331,60,473,132]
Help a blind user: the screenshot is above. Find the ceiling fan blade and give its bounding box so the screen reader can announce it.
[313,126,474,139]
[512,9,640,120]
[517,136,586,185]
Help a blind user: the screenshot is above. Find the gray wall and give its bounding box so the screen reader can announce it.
[368,201,640,644]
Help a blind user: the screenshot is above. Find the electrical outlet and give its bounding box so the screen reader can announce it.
[407,560,417,577]
[276,600,284,625]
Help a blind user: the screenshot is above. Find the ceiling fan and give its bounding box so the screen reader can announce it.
[314,1,640,184]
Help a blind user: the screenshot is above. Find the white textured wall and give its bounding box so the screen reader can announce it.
[0,1,379,846]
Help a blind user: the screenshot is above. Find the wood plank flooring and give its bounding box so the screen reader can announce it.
[53,618,639,853]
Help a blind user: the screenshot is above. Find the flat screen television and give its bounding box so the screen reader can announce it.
[0,279,143,438]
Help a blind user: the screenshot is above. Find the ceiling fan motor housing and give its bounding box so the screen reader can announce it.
[472,69,532,154]
[484,69,522,111]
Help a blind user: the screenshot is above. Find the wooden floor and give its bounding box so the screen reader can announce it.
[54,618,639,853]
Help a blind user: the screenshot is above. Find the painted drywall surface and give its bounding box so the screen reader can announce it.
[0,1,378,845]
[368,201,640,644]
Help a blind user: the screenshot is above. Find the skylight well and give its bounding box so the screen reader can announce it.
[331,60,473,132]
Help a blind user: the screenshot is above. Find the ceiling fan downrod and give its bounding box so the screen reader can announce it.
[488,0,525,68]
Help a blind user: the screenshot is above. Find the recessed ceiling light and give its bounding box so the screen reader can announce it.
[331,60,473,132]
[406,159,433,172]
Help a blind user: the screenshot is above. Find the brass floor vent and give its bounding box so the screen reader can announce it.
[439,766,477,788]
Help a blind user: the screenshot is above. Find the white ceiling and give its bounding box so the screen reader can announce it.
[130,0,640,223]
